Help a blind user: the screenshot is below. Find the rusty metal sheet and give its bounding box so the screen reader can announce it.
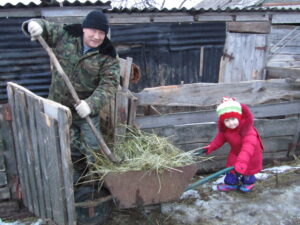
[104,163,197,209]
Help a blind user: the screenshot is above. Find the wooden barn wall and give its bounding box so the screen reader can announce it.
[0,17,225,104]
[267,24,300,78]
[111,22,226,92]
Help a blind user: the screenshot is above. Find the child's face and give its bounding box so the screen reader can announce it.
[224,117,239,129]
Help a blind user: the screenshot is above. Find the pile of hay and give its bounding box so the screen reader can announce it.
[86,127,205,181]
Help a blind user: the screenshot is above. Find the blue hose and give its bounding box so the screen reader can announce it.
[185,166,234,191]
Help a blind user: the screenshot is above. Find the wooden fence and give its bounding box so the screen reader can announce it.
[7,82,75,225]
[132,79,300,172]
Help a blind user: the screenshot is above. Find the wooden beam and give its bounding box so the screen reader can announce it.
[144,118,298,145]
[135,100,300,129]
[227,22,271,34]
[267,66,300,79]
[134,79,300,107]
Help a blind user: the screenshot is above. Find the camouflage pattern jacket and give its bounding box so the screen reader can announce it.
[22,19,120,119]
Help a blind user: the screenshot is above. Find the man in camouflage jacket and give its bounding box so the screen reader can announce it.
[22,11,120,165]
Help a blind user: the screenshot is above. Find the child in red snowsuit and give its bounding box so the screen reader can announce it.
[204,97,264,192]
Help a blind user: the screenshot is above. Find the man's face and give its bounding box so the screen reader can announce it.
[83,28,106,48]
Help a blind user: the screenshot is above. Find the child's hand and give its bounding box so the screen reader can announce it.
[234,161,248,174]
[203,145,212,155]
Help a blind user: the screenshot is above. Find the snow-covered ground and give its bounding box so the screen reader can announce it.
[161,164,300,225]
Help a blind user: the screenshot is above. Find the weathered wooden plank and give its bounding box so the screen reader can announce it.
[17,91,40,216]
[272,13,300,24]
[267,61,300,68]
[0,187,10,200]
[43,116,66,225]
[57,107,76,225]
[134,79,300,107]
[145,118,298,145]
[228,22,270,34]
[178,136,294,155]
[153,16,194,23]
[0,104,18,199]
[35,105,53,218]
[11,89,33,212]
[7,84,30,208]
[236,14,269,22]
[27,96,46,219]
[128,95,138,126]
[135,100,300,129]
[0,172,7,186]
[0,155,5,171]
[114,57,132,144]
[288,115,300,157]
[267,67,300,79]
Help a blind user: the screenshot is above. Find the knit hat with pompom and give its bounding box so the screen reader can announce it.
[216,97,242,122]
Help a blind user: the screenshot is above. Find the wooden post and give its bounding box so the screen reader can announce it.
[114,57,133,144]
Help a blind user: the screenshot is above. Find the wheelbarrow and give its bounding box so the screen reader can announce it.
[74,148,234,225]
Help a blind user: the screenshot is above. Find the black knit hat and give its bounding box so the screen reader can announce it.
[82,10,109,34]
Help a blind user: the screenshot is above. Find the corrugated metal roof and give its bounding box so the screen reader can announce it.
[1,0,300,11]
[0,0,110,9]
[193,0,300,10]
[194,0,263,10]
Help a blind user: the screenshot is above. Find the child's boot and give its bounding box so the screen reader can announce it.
[239,183,254,192]
[217,172,239,191]
[239,175,256,192]
[217,184,238,191]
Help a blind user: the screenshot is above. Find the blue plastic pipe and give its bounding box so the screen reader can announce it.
[185,166,234,191]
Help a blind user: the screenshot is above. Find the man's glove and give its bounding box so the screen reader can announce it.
[28,21,43,41]
[203,145,213,155]
[234,161,248,175]
[75,100,91,118]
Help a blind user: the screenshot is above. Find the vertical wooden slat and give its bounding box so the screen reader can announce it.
[17,92,40,216]
[27,96,46,218]
[199,47,204,79]
[44,116,67,225]
[7,85,29,208]
[288,115,300,157]
[114,57,133,144]
[128,95,138,126]
[35,103,53,218]
[57,108,76,225]
[13,91,34,212]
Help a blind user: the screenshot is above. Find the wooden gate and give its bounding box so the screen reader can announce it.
[7,82,75,225]
[219,22,270,83]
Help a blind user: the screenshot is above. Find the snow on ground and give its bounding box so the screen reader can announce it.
[0,219,42,225]
[161,164,300,225]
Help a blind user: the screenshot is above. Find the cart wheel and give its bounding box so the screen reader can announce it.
[75,185,113,225]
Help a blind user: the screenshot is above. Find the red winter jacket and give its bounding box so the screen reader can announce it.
[208,104,264,175]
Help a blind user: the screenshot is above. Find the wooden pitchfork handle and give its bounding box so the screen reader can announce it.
[36,36,120,163]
